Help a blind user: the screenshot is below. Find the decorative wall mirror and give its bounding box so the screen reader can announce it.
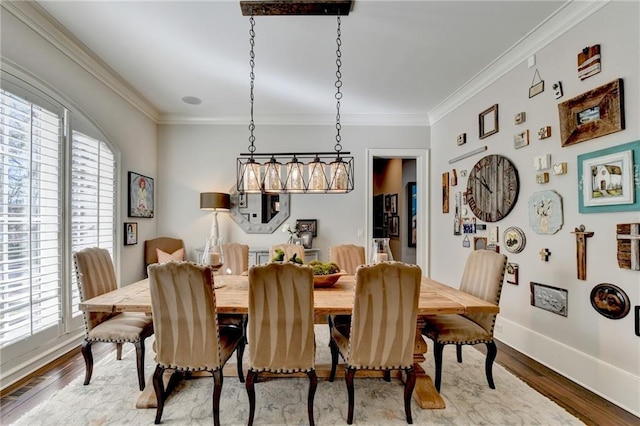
[228,186,290,234]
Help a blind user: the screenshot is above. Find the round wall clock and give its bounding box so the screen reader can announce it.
[466,154,520,222]
[503,226,526,253]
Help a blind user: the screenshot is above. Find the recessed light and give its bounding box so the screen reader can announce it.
[182,96,202,105]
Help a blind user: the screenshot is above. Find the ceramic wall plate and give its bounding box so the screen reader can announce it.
[503,226,526,253]
[528,190,564,234]
[590,283,630,319]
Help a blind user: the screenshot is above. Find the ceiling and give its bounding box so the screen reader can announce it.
[34,1,568,125]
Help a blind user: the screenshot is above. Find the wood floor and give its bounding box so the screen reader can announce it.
[1,340,638,425]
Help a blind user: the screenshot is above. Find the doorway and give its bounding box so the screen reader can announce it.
[366,149,430,275]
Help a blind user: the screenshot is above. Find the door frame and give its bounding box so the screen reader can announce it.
[366,148,430,275]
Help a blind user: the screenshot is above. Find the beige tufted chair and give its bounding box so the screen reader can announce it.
[148,261,245,425]
[268,243,305,263]
[329,244,366,275]
[328,261,422,424]
[144,237,184,277]
[246,262,317,426]
[73,247,154,391]
[219,243,249,275]
[422,249,507,392]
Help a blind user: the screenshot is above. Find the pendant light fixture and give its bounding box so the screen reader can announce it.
[236,1,354,194]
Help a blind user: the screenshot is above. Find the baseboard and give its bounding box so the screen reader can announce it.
[495,317,639,418]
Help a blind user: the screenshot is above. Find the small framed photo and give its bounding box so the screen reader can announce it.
[506,263,519,285]
[296,219,317,237]
[128,171,154,218]
[124,222,138,245]
[389,215,399,237]
[514,129,530,149]
[530,282,568,317]
[384,194,391,213]
[299,231,313,249]
[479,104,499,139]
[473,236,487,250]
[457,133,466,146]
[390,193,398,215]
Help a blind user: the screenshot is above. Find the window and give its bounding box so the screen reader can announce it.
[0,80,117,363]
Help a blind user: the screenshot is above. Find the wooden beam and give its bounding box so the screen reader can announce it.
[240,1,352,16]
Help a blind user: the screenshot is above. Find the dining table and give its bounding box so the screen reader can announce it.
[79,273,499,410]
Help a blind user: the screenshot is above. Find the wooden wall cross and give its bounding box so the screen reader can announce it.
[539,248,551,261]
[617,223,640,270]
[571,225,594,280]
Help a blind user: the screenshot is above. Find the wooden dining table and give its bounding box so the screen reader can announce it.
[79,274,498,410]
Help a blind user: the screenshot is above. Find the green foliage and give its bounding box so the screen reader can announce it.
[308,260,340,275]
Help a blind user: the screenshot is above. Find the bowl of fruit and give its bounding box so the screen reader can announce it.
[308,260,345,288]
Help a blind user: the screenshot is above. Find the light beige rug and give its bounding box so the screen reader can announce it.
[14,325,583,425]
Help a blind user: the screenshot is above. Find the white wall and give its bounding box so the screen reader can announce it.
[430,1,639,415]
[157,123,429,262]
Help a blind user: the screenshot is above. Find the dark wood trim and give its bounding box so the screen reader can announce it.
[240,1,352,16]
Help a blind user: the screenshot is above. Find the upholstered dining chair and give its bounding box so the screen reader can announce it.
[144,237,185,277]
[328,261,422,424]
[268,243,305,263]
[219,243,249,275]
[422,249,507,392]
[329,244,366,275]
[148,261,245,425]
[73,247,154,391]
[246,262,317,426]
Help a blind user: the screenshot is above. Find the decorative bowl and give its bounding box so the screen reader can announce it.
[313,272,346,288]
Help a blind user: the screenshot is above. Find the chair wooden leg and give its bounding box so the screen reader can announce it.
[153,365,165,424]
[135,340,146,391]
[329,337,339,382]
[212,370,223,426]
[485,341,497,389]
[384,370,391,382]
[236,338,245,383]
[456,344,463,363]
[116,342,123,360]
[306,370,317,426]
[246,370,258,426]
[403,367,416,424]
[81,340,93,385]
[433,342,444,392]
[345,367,356,424]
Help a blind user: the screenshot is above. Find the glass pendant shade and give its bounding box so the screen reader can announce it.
[263,158,282,192]
[369,238,393,264]
[329,159,349,192]
[242,160,262,193]
[286,158,305,192]
[307,158,327,192]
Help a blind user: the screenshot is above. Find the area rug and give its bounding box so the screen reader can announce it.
[14,326,583,425]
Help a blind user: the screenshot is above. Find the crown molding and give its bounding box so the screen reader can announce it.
[428,0,611,125]
[159,113,430,127]
[3,1,160,123]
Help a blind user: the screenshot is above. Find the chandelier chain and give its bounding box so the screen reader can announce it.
[248,16,256,155]
[334,15,342,154]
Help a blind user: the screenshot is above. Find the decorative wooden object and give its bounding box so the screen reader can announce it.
[616,223,640,270]
[442,172,450,213]
[466,154,520,222]
[240,1,352,16]
[571,225,595,280]
[539,248,551,262]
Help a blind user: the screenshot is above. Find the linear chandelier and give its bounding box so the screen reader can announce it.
[236,1,354,194]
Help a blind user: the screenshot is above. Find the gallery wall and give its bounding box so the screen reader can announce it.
[429,1,639,415]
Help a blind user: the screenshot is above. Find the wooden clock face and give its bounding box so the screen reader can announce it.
[466,154,519,222]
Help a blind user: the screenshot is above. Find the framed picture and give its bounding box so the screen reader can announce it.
[506,263,519,285]
[384,194,391,213]
[407,182,416,247]
[635,306,640,337]
[578,44,601,80]
[530,282,568,317]
[299,231,313,249]
[124,222,137,245]
[128,171,154,218]
[473,237,487,250]
[514,129,530,149]
[389,215,399,237]
[296,219,317,237]
[590,283,629,320]
[577,140,640,213]
[528,190,563,235]
[479,104,499,139]
[390,193,398,215]
[558,78,624,147]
